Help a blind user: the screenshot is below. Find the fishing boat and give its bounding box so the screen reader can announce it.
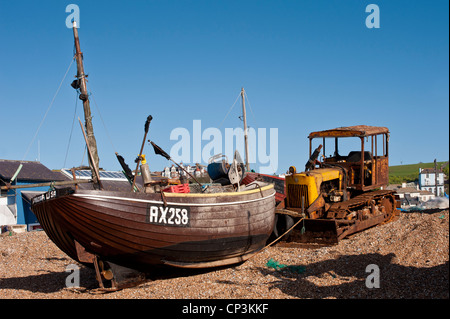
[31,180,275,272]
[30,22,276,290]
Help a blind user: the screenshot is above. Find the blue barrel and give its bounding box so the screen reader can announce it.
[207,162,228,181]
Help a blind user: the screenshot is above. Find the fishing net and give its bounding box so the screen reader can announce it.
[266,258,306,274]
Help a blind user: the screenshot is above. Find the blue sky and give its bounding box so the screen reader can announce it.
[0,0,448,174]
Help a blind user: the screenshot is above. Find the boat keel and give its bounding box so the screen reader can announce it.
[93,256,147,292]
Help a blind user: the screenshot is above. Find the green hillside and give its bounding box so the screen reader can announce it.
[389,161,449,184]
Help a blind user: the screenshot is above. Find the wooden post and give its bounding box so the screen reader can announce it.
[1,179,92,191]
[79,118,103,190]
[72,21,100,186]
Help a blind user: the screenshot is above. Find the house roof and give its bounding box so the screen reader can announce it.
[419,189,434,195]
[420,168,443,174]
[394,187,420,194]
[0,159,64,183]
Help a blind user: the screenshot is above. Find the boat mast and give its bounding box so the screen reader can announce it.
[241,87,250,172]
[72,21,100,186]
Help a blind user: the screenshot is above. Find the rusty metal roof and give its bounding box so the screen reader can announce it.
[308,125,389,138]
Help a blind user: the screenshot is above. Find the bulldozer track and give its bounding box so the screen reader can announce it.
[287,189,399,244]
[327,189,396,219]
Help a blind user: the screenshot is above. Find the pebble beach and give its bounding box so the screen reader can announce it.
[0,211,448,299]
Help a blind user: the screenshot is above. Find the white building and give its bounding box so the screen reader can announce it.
[387,183,435,209]
[162,164,207,179]
[418,168,445,196]
[163,167,171,178]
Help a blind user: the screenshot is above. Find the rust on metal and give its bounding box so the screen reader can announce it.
[280,124,400,244]
[308,125,389,139]
[92,256,147,292]
[74,240,95,263]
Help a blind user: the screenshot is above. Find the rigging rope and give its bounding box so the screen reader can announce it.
[78,54,117,154]
[244,90,277,175]
[218,92,241,128]
[63,91,79,168]
[243,91,257,126]
[80,144,87,167]
[22,56,75,162]
[89,90,117,153]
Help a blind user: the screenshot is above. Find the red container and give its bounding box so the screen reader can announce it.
[162,183,190,193]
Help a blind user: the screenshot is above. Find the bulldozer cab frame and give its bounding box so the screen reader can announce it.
[308,125,390,191]
[278,125,399,244]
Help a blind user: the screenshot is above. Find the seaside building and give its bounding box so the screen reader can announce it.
[387,183,436,209]
[0,159,134,231]
[0,159,64,231]
[418,167,445,196]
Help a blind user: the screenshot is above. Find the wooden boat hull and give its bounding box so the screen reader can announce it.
[31,184,275,270]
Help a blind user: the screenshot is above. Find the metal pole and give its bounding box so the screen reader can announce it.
[132,116,152,192]
[10,164,23,183]
[241,88,250,172]
[434,159,438,196]
[360,137,365,188]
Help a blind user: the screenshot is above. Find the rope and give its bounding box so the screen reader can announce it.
[218,92,241,128]
[89,91,117,153]
[244,90,277,175]
[80,144,87,167]
[63,91,79,168]
[77,56,116,153]
[22,56,75,162]
[244,91,257,126]
[246,217,305,262]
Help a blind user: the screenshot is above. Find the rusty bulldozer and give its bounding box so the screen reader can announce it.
[276,125,400,244]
